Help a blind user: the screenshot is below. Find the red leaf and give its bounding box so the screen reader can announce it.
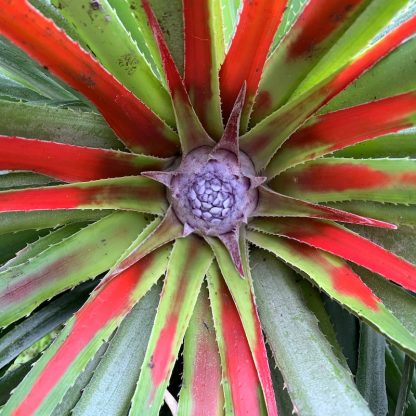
[253,0,367,121]
[183,0,223,138]
[0,177,166,213]
[219,0,288,123]
[274,92,416,172]
[0,136,172,182]
[209,270,267,416]
[0,0,179,157]
[251,217,416,293]
[241,14,416,174]
[13,252,161,415]
[142,0,215,153]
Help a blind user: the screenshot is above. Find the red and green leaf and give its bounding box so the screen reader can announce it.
[247,230,416,359]
[0,212,148,328]
[53,0,175,126]
[1,246,170,415]
[130,236,213,415]
[0,176,167,214]
[254,186,395,228]
[178,285,224,416]
[183,0,224,139]
[207,234,278,416]
[219,0,288,129]
[253,0,369,123]
[271,158,416,203]
[250,217,416,292]
[0,136,172,182]
[0,0,179,157]
[240,14,416,174]
[207,263,267,416]
[109,207,184,279]
[272,92,416,173]
[142,0,215,154]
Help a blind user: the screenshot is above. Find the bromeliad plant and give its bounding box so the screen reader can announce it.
[0,0,416,414]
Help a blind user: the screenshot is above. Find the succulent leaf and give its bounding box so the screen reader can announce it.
[271,157,416,203]
[130,236,212,415]
[178,285,224,416]
[0,136,172,182]
[1,246,170,415]
[0,0,179,156]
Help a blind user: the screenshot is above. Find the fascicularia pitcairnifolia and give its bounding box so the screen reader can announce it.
[144,86,265,275]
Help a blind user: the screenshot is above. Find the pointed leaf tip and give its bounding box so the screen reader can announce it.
[218,231,244,277]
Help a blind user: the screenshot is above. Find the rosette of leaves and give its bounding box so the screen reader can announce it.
[0,0,416,415]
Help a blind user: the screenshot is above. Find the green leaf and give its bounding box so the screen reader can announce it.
[323,36,416,113]
[72,282,161,416]
[53,0,174,125]
[107,0,164,78]
[0,211,148,327]
[251,248,372,416]
[0,229,47,265]
[356,323,388,416]
[0,356,39,406]
[386,346,416,416]
[0,36,77,101]
[0,101,122,150]
[148,0,184,72]
[1,246,170,415]
[49,342,108,416]
[0,172,57,190]
[0,73,45,102]
[0,223,87,270]
[248,230,416,360]
[334,130,416,159]
[271,0,307,49]
[328,201,416,227]
[0,279,96,369]
[293,0,409,97]
[130,236,213,415]
[0,210,110,235]
[221,0,240,47]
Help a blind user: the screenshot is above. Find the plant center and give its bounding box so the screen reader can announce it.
[169,146,258,236]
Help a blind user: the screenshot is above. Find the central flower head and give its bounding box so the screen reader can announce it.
[169,146,259,236]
